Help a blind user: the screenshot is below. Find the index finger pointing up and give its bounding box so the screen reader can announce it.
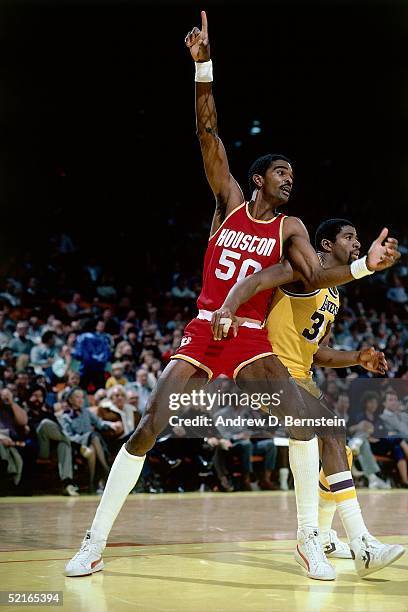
[201,10,208,35]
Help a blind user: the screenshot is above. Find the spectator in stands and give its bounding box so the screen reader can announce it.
[26,384,78,496]
[380,389,408,438]
[0,388,28,490]
[126,369,152,414]
[97,385,140,452]
[8,321,34,369]
[349,390,408,487]
[65,293,84,319]
[126,389,139,411]
[105,362,127,389]
[0,313,12,348]
[72,319,111,391]
[30,331,60,374]
[0,347,14,369]
[213,404,277,491]
[171,276,196,300]
[347,392,391,489]
[0,387,35,494]
[61,388,119,493]
[15,371,31,407]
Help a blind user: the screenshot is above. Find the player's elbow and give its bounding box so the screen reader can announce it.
[301,265,325,290]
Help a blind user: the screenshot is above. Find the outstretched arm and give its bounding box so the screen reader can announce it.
[211,260,296,339]
[211,223,400,339]
[185,11,243,235]
[283,217,400,291]
[313,336,387,375]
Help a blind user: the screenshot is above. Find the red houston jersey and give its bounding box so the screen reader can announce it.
[197,202,286,322]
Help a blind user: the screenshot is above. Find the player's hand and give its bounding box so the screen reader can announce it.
[358,347,387,375]
[211,306,239,341]
[366,228,401,271]
[185,10,210,63]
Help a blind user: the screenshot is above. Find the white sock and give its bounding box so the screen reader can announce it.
[91,445,145,543]
[326,470,368,542]
[279,467,289,489]
[289,437,319,530]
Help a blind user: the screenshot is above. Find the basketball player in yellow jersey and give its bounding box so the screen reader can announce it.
[267,218,389,560]
[212,218,405,579]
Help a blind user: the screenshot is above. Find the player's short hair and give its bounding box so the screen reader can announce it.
[315,218,354,252]
[247,154,292,195]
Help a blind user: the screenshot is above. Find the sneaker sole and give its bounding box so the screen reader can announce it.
[358,547,405,578]
[294,548,336,581]
[65,560,105,577]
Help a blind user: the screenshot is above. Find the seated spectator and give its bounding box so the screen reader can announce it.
[212,404,277,491]
[0,387,35,494]
[30,331,60,375]
[349,390,408,487]
[26,384,78,496]
[171,276,195,300]
[379,389,408,438]
[0,313,12,348]
[8,321,34,370]
[126,388,139,411]
[347,392,390,489]
[0,347,15,369]
[126,369,153,414]
[61,387,119,492]
[105,362,128,389]
[13,373,31,410]
[97,385,141,451]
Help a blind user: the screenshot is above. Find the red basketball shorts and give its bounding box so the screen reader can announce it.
[170,314,273,380]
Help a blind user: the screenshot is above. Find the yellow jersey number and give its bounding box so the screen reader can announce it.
[302,311,327,343]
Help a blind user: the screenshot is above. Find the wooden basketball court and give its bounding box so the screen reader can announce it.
[0,490,407,611]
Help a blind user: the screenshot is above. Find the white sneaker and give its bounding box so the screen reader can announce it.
[294,527,336,580]
[64,484,79,497]
[368,474,391,490]
[350,533,405,578]
[321,529,352,559]
[65,531,106,577]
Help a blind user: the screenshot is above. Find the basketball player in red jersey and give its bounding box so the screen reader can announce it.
[66,11,400,579]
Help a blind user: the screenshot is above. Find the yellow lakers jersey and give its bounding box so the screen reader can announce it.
[267,286,340,379]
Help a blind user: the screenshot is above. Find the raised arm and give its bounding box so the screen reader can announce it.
[185,11,243,235]
[283,217,400,291]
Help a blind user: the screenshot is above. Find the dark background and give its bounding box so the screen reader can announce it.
[0,0,406,285]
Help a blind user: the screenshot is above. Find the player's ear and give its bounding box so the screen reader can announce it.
[321,238,332,253]
[252,174,263,190]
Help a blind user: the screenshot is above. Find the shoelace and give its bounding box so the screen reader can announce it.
[70,533,92,562]
[362,534,383,553]
[305,531,327,565]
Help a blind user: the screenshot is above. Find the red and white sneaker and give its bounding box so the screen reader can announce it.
[321,529,352,559]
[350,533,405,578]
[295,527,336,580]
[65,531,105,577]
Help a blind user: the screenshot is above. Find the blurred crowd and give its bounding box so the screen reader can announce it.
[0,239,407,496]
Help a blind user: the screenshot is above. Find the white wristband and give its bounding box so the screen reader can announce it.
[350,255,375,279]
[195,60,213,83]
